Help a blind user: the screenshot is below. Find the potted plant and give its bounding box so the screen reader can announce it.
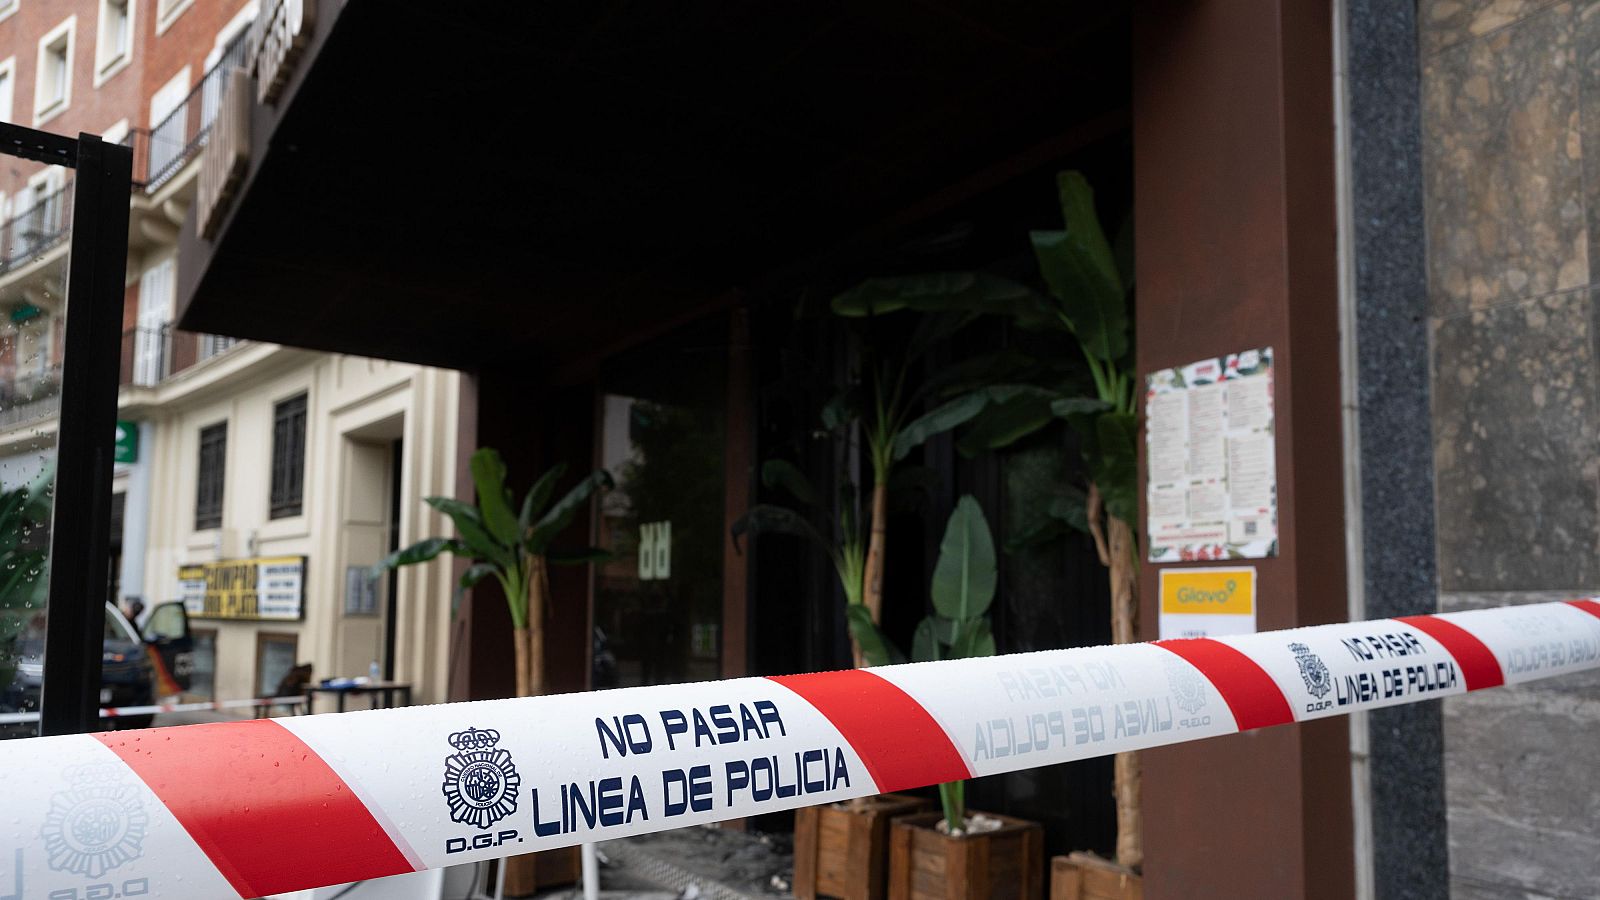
[376,447,611,895]
[733,460,933,900]
[852,496,1043,900]
[831,172,1139,896]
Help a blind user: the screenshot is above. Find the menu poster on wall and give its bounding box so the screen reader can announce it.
[1145,347,1277,561]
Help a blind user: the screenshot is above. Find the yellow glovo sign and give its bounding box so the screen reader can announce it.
[1157,567,1257,639]
[178,556,307,621]
[1160,568,1255,615]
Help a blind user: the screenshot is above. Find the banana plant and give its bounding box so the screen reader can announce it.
[731,459,934,668]
[731,458,866,608]
[831,171,1143,867]
[374,448,611,698]
[822,298,1019,664]
[851,495,996,833]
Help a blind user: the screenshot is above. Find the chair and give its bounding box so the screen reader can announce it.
[258,663,313,718]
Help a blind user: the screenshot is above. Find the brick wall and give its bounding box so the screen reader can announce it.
[0,0,137,198]
[0,0,249,382]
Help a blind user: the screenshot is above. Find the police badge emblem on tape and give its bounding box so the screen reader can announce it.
[42,762,149,879]
[1289,641,1333,700]
[442,727,521,829]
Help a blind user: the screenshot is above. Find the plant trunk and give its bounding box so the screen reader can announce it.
[512,625,532,698]
[859,481,890,668]
[526,557,549,697]
[849,481,890,808]
[1106,512,1141,870]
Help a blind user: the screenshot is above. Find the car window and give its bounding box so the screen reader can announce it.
[103,607,139,643]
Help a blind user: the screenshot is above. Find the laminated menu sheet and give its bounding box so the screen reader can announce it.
[1145,347,1277,562]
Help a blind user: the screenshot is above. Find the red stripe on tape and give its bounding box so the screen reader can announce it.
[1395,615,1504,691]
[96,720,414,898]
[1567,599,1600,621]
[768,669,972,793]
[1155,639,1295,730]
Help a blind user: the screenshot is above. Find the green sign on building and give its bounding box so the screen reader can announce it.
[114,421,138,463]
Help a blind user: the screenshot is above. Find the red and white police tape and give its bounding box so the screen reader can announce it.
[2,599,1597,899]
[0,696,309,726]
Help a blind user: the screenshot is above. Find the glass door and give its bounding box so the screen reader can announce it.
[0,126,132,737]
[592,317,727,688]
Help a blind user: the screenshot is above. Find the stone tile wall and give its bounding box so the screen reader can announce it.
[1419,2,1600,896]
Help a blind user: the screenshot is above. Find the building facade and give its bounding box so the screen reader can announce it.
[1,0,1587,897]
[0,0,462,709]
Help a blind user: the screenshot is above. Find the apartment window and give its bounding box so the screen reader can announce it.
[198,333,238,360]
[270,393,307,519]
[147,68,190,184]
[133,258,173,385]
[16,168,67,260]
[0,0,16,25]
[34,17,76,125]
[95,0,134,84]
[0,57,14,123]
[155,0,193,35]
[195,422,226,530]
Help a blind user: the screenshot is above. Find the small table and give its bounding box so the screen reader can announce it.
[307,680,413,713]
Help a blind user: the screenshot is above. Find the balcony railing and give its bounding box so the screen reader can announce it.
[120,31,251,190]
[121,324,172,387]
[119,324,242,387]
[0,182,73,273]
[0,363,63,430]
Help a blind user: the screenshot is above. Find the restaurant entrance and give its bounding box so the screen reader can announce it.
[592,318,729,689]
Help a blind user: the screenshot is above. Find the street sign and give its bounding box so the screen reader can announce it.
[114,420,138,463]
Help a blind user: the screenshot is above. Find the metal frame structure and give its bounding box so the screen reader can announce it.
[0,121,134,736]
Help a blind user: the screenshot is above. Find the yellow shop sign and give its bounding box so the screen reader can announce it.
[178,555,307,621]
[1157,567,1257,639]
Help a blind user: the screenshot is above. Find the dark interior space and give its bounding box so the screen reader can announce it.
[741,131,1131,853]
[228,0,1138,862]
[176,1,1131,379]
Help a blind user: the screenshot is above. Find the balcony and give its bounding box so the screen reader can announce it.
[121,324,171,387]
[120,31,250,192]
[120,323,243,388]
[0,363,63,431]
[0,182,73,274]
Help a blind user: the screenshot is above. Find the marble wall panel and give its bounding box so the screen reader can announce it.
[1431,290,1600,590]
[1419,0,1567,55]
[1422,3,1586,318]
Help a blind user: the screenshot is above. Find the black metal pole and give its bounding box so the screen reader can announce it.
[38,134,133,736]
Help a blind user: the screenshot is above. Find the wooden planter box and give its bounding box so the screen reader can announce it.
[1049,853,1141,900]
[888,811,1043,900]
[502,846,581,897]
[794,793,933,900]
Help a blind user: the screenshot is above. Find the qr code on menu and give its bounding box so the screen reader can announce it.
[1243,521,1257,536]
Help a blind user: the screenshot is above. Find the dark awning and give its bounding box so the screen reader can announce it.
[177,1,1128,373]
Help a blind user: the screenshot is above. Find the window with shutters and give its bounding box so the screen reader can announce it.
[195,422,226,530]
[270,394,306,519]
[133,258,173,385]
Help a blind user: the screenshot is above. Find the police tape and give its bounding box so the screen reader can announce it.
[0,696,309,726]
[1,599,1597,899]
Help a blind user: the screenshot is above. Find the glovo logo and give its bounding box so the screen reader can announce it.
[1160,568,1254,615]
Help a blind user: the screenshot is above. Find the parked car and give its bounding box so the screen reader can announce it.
[1,600,192,736]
